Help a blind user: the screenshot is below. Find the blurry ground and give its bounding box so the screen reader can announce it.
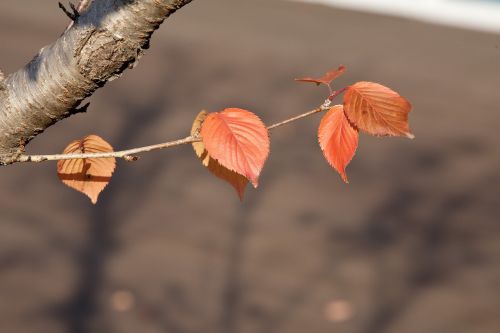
[0,1,499,333]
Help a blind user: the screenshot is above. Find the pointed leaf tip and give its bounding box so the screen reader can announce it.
[344,81,413,138]
[318,105,359,183]
[191,110,248,200]
[200,108,270,188]
[57,135,116,204]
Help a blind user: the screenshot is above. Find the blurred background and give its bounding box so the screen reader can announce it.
[0,0,499,332]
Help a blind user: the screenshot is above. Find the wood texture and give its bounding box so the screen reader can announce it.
[0,0,193,165]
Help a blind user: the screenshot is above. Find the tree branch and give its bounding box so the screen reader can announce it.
[0,0,194,165]
[16,101,334,164]
[18,135,200,163]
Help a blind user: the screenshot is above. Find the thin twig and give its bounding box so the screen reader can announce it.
[64,0,93,31]
[18,93,343,164]
[58,2,79,21]
[18,136,200,163]
[267,102,330,130]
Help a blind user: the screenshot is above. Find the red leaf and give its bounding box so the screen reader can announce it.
[295,65,346,86]
[191,111,249,200]
[343,81,414,138]
[57,135,116,204]
[200,108,270,187]
[318,105,359,183]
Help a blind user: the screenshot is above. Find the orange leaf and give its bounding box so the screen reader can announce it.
[191,111,249,200]
[200,108,270,188]
[343,81,414,138]
[295,65,346,86]
[318,105,359,183]
[57,135,116,204]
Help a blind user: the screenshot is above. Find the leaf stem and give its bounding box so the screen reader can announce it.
[328,87,348,101]
[17,89,347,164]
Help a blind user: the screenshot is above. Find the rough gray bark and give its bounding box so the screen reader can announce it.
[0,0,193,165]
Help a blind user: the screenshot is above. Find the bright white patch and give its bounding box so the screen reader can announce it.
[290,0,500,34]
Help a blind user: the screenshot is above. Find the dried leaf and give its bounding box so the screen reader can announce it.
[343,81,414,138]
[200,108,270,188]
[57,135,116,204]
[318,105,359,183]
[191,111,248,200]
[295,65,346,86]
